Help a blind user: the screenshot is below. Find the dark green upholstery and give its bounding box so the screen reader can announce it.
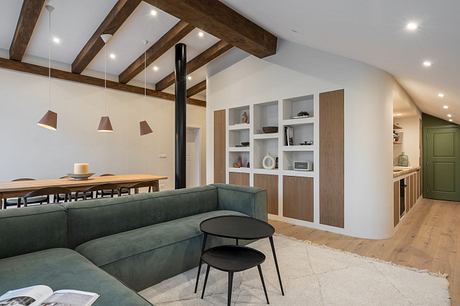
[0,248,151,306]
[0,205,67,259]
[77,210,245,291]
[64,185,218,248]
[0,184,267,305]
[214,184,267,221]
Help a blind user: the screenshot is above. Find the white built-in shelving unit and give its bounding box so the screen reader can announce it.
[226,94,317,178]
[225,94,320,226]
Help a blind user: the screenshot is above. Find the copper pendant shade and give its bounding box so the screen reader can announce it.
[37,110,57,131]
[97,116,113,132]
[139,120,153,136]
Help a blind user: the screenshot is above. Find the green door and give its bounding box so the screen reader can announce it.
[424,127,460,201]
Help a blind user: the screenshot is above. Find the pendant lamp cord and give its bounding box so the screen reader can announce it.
[47,7,52,110]
[104,43,108,115]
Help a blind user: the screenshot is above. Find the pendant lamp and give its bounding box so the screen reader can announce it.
[140,40,153,136]
[97,34,114,132]
[37,4,58,131]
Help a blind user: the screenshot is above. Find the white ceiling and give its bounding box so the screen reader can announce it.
[222,0,460,123]
[0,0,215,99]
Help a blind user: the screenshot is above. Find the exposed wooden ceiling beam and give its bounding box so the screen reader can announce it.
[187,80,206,97]
[144,0,277,58]
[156,40,231,91]
[71,0,142,74]
[9,0,46,61]
[119,21,194,84]
[0,57,205,107]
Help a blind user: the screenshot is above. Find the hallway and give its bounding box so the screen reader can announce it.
[271,198,460,305]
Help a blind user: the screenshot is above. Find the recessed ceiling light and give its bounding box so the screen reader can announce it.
[187,76,192,80]
[449,119,453,122]
[152,65,159,71]
[422,60,432,67]
[52,36,60,44]
[109,53,116,60]
[438,93,445,98]
[447,114,452,118]
[405,22,419,32]
[198,31,204,38]
[443,105,449,109]
[150,9,157,16]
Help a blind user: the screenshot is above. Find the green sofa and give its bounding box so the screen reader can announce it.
[0,184,267,306]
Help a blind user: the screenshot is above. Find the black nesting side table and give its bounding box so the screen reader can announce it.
[194,215,284,296]
[200,245,269,305]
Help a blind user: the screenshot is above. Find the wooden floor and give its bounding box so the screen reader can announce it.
[270,198,460,305]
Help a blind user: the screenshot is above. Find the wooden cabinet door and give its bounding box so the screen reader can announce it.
[254,174,278,215]
[214,110,226,183]
[394,181,400,226]
[283,176,313,222]
[229,172,249,186]
[319,89,344,228]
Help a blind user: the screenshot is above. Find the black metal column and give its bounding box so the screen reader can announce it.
[175,43,187,189]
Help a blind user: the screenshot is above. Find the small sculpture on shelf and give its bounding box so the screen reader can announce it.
[241,111,249,124]
[233,156,243,168]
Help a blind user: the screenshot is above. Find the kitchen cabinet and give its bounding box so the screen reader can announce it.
[394,169,421,227]
[229,172,250,186]
[283,176,314,222]
[254,174,278,215]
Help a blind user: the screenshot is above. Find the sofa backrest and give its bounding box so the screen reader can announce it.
[64,185,218,248]
[0,205,67,259]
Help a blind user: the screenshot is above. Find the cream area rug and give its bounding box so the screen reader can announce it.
[140,235,450,305]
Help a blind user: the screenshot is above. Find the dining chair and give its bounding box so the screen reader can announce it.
[57,175,92,201]
[98,173,130,197]
[121,181,159,195]
[22,187,71,206]
[79,184,120,200]
[3,178,47,209]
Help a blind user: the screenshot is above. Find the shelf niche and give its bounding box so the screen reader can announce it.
[283,95,314,120]
[254,101,278,134]
[229,129,250,148]
[283,151,314,171]
[229,105,250,126]
[254,138,278,170]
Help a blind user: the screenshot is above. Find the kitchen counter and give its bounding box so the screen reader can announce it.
[393,166,420,179]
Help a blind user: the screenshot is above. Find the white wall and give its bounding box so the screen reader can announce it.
[0,68,206,190]
[206,39,402,239]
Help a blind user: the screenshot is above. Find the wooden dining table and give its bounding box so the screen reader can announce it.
[0,174,168,205]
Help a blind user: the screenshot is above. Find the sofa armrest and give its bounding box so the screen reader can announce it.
[212,184,267,221]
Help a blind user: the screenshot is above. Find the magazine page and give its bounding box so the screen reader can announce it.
[40,290,99,306]
[0,285,53,306]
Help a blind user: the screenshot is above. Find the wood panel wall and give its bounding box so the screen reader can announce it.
[319,89,345,228]
[254,174,278,215]
[283,176,313,222]
[394,181,400,226]
[229,172,249,186]
[214,110,226,183]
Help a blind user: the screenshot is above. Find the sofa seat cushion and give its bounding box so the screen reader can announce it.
[0,248,151,306]
[76,210,246,268]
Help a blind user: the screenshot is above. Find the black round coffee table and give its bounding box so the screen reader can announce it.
[194,215,284,296]
[200,245,269,305]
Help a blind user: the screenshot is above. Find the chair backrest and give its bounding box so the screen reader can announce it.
[82,183,120,199]
[130,181,157,194]
[12,178,35,182]
[23,187,71,204]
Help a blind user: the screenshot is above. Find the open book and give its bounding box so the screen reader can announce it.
[0,285,99,306]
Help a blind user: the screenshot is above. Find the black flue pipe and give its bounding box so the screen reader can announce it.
[175,43,187,189]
